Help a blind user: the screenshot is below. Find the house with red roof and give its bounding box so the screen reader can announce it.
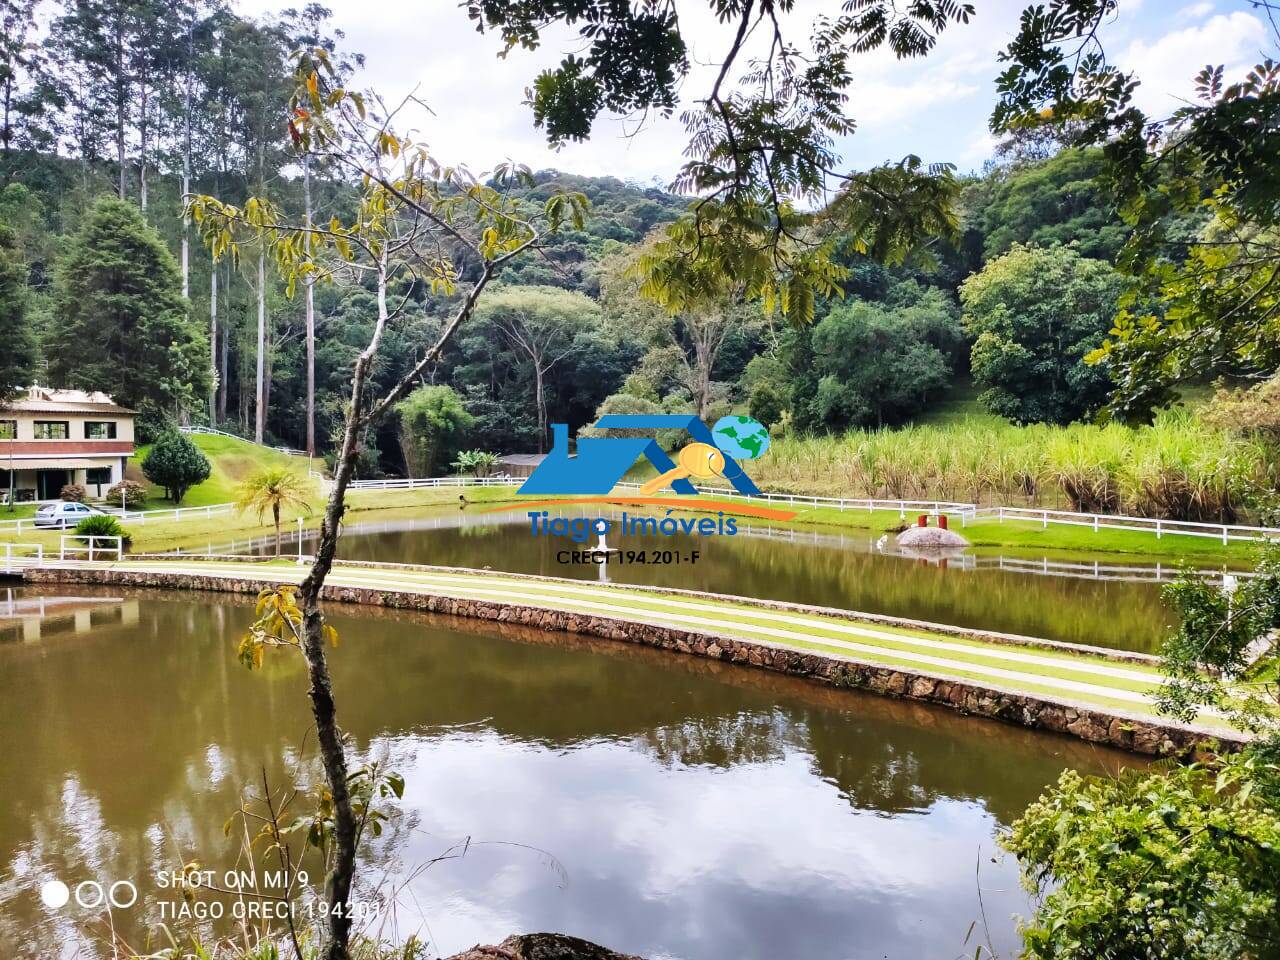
[0,386,136,502]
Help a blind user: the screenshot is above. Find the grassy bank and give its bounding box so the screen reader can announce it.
[126,432,312,507]
[748,410,1277,524]
[1,482,1266,564]
[3,421,1271,565]
[0,484,514,554]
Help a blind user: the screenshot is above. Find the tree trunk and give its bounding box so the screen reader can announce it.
[694,334,712,420]
[296,268,391,960]
[256,251,266,443]
[2,73,12,154]
[209,269,218,422]
[115,23,126,201]
[274,503,281,556]
[138,79,148,212]
[182,171,190,296]
[535,364,547,453]
[304,154,316,457]
[294,257,499,959]
[181,24,193,298]
[218,262,229,423]
[255,129,268,444]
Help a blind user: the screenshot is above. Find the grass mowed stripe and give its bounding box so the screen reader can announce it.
[356,569,1163,683]
[325,570,1161,694]
[113,560,1163,706]
[112,559,1226,725]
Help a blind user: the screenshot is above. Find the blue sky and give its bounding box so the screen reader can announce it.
[245,0,1271,184]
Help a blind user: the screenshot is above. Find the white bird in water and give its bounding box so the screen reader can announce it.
[875,534,889,551]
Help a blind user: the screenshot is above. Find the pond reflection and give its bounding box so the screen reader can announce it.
[226,507,1182,652]
[0,587,1140,959]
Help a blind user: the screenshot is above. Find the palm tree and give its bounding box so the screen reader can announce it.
[236,468,314,556]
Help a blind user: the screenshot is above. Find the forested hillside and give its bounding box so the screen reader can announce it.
[0,0,1258,483]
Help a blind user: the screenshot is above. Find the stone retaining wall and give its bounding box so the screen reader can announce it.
[21,565,1241,757]
[129,554,1159,664]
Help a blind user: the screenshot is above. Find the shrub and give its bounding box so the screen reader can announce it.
[395,385,473,476]
[451,450,500,477]
[73,513,131,547]
[1203,375,1280,439]
[106,479,147,508]
[1003,755,1280,960]
[58,483,86,502]
[142,430,211,502]
[748,381,786,429]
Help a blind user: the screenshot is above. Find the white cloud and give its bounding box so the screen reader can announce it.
[1179,2,1216,21]
[233,0,1272,181]
[1120,12,1269,117]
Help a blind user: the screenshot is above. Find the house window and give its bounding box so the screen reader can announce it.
[86,467,112,485]
[0,420,14,439]
[85,421,117,439]
[33,421,69,439]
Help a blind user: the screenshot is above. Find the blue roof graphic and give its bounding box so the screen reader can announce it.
[517,416,761,496]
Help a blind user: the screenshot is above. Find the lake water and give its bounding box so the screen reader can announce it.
[232,506,1183,652]
[0,586,1141,959]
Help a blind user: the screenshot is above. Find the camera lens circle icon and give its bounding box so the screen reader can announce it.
[75,881,105,909]
[109,880,139,908]
[40,880,70,910]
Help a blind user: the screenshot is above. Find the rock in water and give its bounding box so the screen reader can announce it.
[895,526,971,548]
[446,932,645,960]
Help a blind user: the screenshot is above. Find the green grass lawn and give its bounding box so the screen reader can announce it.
[4,427,311,518]
[2,428,1268,567]
[752,502,1265,565]
[911,378,992,426]
[126,432,313,507]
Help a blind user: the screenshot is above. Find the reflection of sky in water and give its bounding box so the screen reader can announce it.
[0,591,1134,959]
[377,733,1023,960]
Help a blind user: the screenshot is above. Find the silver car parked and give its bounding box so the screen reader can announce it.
[32,501,105,529]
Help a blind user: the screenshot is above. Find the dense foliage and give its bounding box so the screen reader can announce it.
[0,221,35,396]
[991,0,1280,420]
[395,386,474,478]
[972,148,1126,262]
[1003,543,1280,959]
[142,429,212,503]
[805,284,961,430]
[47,196,208,420]
[744,411,1267,521]
[1003,756,1280,960]
[1157,547,1280,733]
[962,244,1124,425]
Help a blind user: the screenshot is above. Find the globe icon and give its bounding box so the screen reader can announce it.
[711,415,770,461]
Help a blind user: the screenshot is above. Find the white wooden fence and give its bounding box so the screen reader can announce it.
[971,505,1280,545]
[0,542,43,573]
[613,482,1280,544]
[180,425,307,458]
[0,536,121,571]
[59,535,123,562]
[0,501,239,533]
[343,476,511,491]
[3,473,1276,546]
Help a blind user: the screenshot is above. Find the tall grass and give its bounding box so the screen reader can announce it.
[751,411,1274,522]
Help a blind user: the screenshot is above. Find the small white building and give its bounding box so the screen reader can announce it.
[0,386,136,503]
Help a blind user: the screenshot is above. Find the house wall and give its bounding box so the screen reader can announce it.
[1,411,135,442]
[0,407,134,501]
